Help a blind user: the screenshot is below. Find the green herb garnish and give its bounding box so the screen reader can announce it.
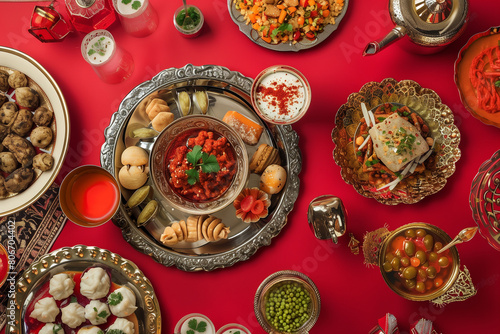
[495,80,500,88]
[52,324,63,334]
[131,0,141,9]
[87,36,109,57]
[185,145,220,185]
[271,23,293,37]
[70,296,78,303]
[107,330,126,334]
[121,0,141,10]
[356,150,362,156]
[365,159,380,167]
[108,291,123,306]
[98,331,104,334]
[377,117,386,122]
[391,105,399,112]
[395,127,416,155]
[187,318,207,334]
[93,307,108,320]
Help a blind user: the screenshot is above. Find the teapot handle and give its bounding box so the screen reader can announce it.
[363,25,407,56]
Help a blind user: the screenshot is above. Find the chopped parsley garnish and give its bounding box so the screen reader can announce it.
[93,307,109,320]
[108,291,123,306]
[393,127,416,155]
[356,151,362,156]
[365,159,380,167]
[107,330,126,334]
[391,105,399,112]
[70,296,78,303]
[377,117,386,122]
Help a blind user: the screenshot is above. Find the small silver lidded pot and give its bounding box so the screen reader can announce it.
[307,195,347,244]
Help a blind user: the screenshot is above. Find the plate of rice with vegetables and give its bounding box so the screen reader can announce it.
[228,0,348,51]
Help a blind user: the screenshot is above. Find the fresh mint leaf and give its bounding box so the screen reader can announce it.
[188,318,198,330]
[108,291,123,306]
[131,0,141,10]
[121,0,132,4]
[196,321,207,332]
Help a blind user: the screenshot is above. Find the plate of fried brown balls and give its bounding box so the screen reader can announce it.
[0,46,70,216]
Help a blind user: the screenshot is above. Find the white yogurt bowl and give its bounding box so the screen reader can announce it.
[251,65,311,125]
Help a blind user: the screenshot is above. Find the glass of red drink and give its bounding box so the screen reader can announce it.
[59,165,120,227]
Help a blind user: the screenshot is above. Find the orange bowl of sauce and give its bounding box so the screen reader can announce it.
[59,165,120,227]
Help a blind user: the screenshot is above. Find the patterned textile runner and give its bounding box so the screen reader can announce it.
[0,184,67,330]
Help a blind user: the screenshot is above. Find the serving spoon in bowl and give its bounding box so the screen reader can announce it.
[437,226,478,254]
[182,0,193,27]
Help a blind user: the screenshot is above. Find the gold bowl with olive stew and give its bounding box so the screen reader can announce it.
[379,223,460,301]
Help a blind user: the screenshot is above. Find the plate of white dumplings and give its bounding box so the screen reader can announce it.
[7,245,161,334]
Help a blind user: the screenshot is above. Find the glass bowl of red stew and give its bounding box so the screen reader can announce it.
[150,115,249,215]
[378,222,460,301]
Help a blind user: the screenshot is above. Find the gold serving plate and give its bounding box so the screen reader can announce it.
[332,78,461,205]
[7,245,161,334]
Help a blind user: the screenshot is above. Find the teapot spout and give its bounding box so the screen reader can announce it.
[363,26,406,56]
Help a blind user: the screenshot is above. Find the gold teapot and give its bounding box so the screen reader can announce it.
[364,0,468,55]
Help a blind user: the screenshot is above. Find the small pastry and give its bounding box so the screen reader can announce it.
[249,143,281,174]
[160,215,230,246]
[222,110,263,145]
[260,164,287,194]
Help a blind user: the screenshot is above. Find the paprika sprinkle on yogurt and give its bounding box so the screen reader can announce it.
[252,65,311,124]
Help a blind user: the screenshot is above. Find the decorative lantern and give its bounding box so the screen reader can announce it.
[28,4,71,42]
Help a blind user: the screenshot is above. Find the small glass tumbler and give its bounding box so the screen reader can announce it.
[113,0,158,37]
[174,313,216,334]
[59,165,120,228]
[81,29,134,84]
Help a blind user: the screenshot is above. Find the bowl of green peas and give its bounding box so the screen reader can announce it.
[254,270,320,334]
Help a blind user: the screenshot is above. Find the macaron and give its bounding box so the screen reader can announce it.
[249,144,281,174]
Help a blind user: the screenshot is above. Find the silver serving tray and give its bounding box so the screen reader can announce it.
[227,0,349,52]
[7,245,161,334]
[101,64,302,271]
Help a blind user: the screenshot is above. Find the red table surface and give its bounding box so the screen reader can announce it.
[1,0,500,333]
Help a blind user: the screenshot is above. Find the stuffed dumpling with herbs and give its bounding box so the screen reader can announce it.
[107,286,137,317]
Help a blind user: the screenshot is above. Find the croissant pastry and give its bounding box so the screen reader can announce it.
[160,215,230,246]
